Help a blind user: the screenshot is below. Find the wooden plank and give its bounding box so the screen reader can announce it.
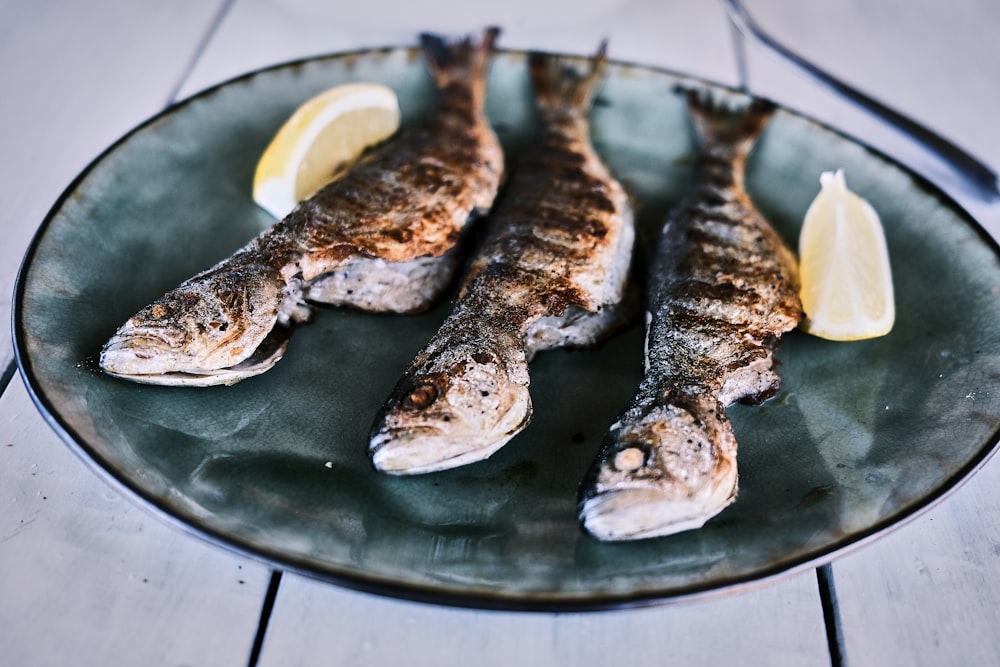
[0,0,228,375]
[176,0,741,99]
[740,0,1000,664]
[257,572,830,667]
[0,379,273,666]
[830,458,1000,665]
[1,1,274,664]
[742,0,1000,167]
[738,0,1000,227]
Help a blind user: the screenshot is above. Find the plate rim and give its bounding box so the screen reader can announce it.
[11,43,1000,612]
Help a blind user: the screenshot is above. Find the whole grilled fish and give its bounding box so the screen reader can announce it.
[100,28,504,386]
[369,45,635,474]
[578,91,802,540]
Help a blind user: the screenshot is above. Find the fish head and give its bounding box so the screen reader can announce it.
[100,273,286,383]
[578,394,738,540]
[369,346,532,474]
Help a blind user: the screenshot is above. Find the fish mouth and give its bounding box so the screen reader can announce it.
[579,471,738,541]
[369,429,514,475]
[100,327,290,387]
[369,402,532,475]
[100,327,187,376]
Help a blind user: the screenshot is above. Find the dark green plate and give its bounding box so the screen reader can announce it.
[13,46,1000,610]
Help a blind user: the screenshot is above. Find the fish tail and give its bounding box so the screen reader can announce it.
[419,27,499,94]
[528,40,608,114]
[684,88,775,156]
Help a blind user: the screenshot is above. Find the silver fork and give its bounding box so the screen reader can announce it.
[722,0,1000,206]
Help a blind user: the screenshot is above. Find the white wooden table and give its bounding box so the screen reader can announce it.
[2,1,998,665]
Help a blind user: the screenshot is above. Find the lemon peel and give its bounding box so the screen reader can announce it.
[253,82,400,219]
[798,169,895,341]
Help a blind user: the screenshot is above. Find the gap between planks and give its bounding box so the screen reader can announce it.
[165,0,240,105]
[817,564,846,666]
[158,3,288,665]
[247,570,283,667]
[1,360,17,399]
[720,7,843,666]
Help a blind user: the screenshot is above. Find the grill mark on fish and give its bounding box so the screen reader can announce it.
[100,28,504,386]
[578,90,802,541]
[368,43,638,475]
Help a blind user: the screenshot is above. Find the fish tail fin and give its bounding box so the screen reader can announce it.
[685,88,775,156]
[528,40,608,114]
[419,27,499,96]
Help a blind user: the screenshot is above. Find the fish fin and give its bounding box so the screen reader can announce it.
[419,27,499,92]
[684,88,776,156]
[528,40,608,114]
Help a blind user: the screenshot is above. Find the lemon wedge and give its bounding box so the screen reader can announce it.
[253,82,400,219]
[798,169,895,341]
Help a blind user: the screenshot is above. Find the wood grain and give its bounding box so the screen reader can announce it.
[257,572,830,667]
[0,380,272,666]
[0,0,229,375]
[831,456,1000,665]
[0,2,273,664]
[176,0,741,98]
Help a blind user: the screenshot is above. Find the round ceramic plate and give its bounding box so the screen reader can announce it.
[13,46,1000,611]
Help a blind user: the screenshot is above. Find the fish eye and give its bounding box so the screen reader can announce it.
[403,382,439,410]
[612,445,650,472]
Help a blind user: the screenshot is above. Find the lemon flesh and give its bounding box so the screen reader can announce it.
[798,169,894,341]
[253,83,400,220]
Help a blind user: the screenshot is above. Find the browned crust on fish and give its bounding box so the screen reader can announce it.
[369,44,635,474]
[578,92,801,540]
[260,31,504,281]
[457,44,627,322]
[100,29,504,383]
[651,95,800,394]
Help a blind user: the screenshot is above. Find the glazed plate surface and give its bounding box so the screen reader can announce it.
[13,46,1000,610]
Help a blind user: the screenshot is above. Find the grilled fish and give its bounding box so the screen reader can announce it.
[369,44,635,474]
[100,28,504,386]
[578,91,802,540]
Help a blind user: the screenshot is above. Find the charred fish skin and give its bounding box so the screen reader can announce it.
[99,247,304,386]
[100,28,504,386]
[369,44,636,475]
[578,91,802,541]
[296,28,505,310]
